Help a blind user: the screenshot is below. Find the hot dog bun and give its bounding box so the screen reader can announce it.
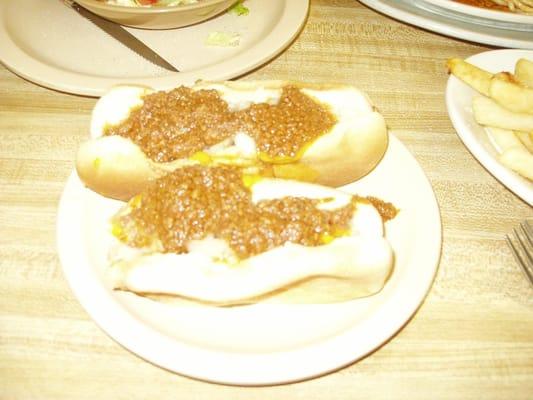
[107,166,395,305]
[76,80,388,201]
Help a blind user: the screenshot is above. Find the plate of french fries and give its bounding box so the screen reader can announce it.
[446,49,533,205]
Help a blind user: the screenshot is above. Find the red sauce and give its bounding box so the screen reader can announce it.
[452,0,509,11]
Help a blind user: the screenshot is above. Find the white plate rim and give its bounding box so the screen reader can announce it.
[0,0,309,97]
[56,134,442,385]
[357,0,533,49]
[445,49,533,206]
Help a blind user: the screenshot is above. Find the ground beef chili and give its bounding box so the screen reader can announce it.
[113,165,358,260]
[236,86,337,159]
[366,196,398,222]
[103,86,337,163]
[104,87,237,163]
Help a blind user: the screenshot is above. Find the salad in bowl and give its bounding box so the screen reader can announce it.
[77,0,239,28]
[102,0,199,6]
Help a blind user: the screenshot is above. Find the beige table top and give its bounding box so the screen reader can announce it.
[1,0,532,398]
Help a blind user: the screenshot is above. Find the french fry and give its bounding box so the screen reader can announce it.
[473,96,533,133]
[500,148,533,181]
[515,58,533,88]
[487,127,533,181]
[448,56,533,181]
[515,131,533,153]
[487,127,525,152]
[489,72,533,115]
[447,58,491,96]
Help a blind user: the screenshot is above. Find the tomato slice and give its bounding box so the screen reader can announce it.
[136,0,158,5]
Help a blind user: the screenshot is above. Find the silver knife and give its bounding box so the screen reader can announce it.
[64,0,179,72]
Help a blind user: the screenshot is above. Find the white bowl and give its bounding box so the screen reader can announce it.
[75,0,238,29]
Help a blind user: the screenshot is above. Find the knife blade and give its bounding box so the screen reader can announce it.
[64,0,179,72]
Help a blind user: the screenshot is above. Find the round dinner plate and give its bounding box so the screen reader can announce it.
[446,49,533,206]
[358,0,533,49]
[57,134,442,385]
[0,0,308,97]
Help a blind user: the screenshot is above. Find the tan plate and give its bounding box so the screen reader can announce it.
[57,134,442,385]
[0,0,309,96]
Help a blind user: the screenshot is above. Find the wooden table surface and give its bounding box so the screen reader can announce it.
[1,1,532,398]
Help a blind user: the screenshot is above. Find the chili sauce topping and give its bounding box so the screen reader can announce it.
[103,86,337,163]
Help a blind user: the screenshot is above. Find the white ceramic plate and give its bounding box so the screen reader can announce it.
[57,134,442,385]
[0,0,308,97]
[446,49,533,206]
[419,0,533,27]
[358,0,533,49]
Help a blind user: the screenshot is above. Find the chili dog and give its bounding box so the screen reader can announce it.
[76,80,389,201]
[107,165,396,305]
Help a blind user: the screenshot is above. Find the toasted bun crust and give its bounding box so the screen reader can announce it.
[76,80,388,201]
[107,177,394,305]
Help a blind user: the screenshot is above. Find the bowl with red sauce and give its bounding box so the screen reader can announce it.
[75,0,239,29]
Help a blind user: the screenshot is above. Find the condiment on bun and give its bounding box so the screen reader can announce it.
[76,80,388,201]
[107,165,396,305]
